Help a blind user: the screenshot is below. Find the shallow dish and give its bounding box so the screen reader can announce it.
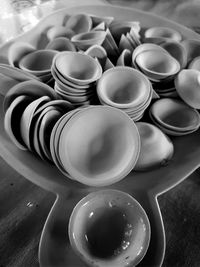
[1,3,200,267]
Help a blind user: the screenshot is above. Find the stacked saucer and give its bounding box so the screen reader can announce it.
[97,66,153,121]
[50,105,140,186]
[149,98,200,136]
[132,43,180,83]
[51,51,102,106]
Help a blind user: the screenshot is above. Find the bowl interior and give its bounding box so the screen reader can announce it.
[69,189,150,267]
[97,67,150,108]
[55,52,102,84]
[58,106,140,185]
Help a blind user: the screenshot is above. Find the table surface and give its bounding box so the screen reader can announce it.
[0,0,200,266]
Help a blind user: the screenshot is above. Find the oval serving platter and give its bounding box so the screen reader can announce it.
[1,2,200,267]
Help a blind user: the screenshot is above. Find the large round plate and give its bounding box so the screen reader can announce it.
[0,2,200,267]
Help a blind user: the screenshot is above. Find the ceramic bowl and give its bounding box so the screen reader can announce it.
[150,98,200,132]
[175,69,200,109]
[18,49,58,76]
[144,26,182,42]
[135,49,180,81]
[97,66,151,109]
[58,105,140,186]
[54,51,102,86]
[4,95,32,150]
[135,122,174,171]
[20,96,50,150]
[68,189,151,267]
[65,13,92,34]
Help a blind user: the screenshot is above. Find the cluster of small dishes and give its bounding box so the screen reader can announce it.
[3,80,74,159]
[51,51,102,106]
[3,12,200,267]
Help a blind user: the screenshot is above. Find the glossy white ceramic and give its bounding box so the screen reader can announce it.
[0,3,200,267]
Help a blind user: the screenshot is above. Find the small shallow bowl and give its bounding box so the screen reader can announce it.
[160,41,187,69]
[149,112,199,136]
[20,96,50,150]
[135,49,180,80]
[135,122,174,171]
[38,108,62,161]
[97,66,151,109]
[144,26,182,42]
[175,69,200,109]
[50,109,81,178]
[58,105,140,186]
[150,98,200,132]
[4,95,32,150]
[51,66,92,90]
[54,51,102,86]
[19,49,58,76]
[65,13,92,34]
[68,189,151,267]
[32,106,57,160]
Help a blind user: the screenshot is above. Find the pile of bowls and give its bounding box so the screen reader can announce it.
[143,26,182,43]
[175,69,200,109]
[50,105,140,186]
[132,43,180,82]
[3,80,74,160]
[149,98,200,136]
[8,42,58,84]
[97,66,153,121]
[51,51,103,106]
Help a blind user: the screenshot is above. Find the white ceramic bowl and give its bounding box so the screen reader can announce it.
[54,51,102,86]
[68,189,151,267]
[58,105,140,186]
[97,66,151,109]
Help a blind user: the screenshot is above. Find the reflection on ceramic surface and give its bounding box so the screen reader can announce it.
[68,190,151,267]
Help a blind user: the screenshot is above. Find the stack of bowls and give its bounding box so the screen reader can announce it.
[149,98,200,136]
[132,43,181,97]
[97,66,153,121]
[132,43,180,81]
[9,42,58,83]
[51,51,103,106]
[50,105,140,186]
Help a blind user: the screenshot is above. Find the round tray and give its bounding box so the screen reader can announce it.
[0,3,200,267]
